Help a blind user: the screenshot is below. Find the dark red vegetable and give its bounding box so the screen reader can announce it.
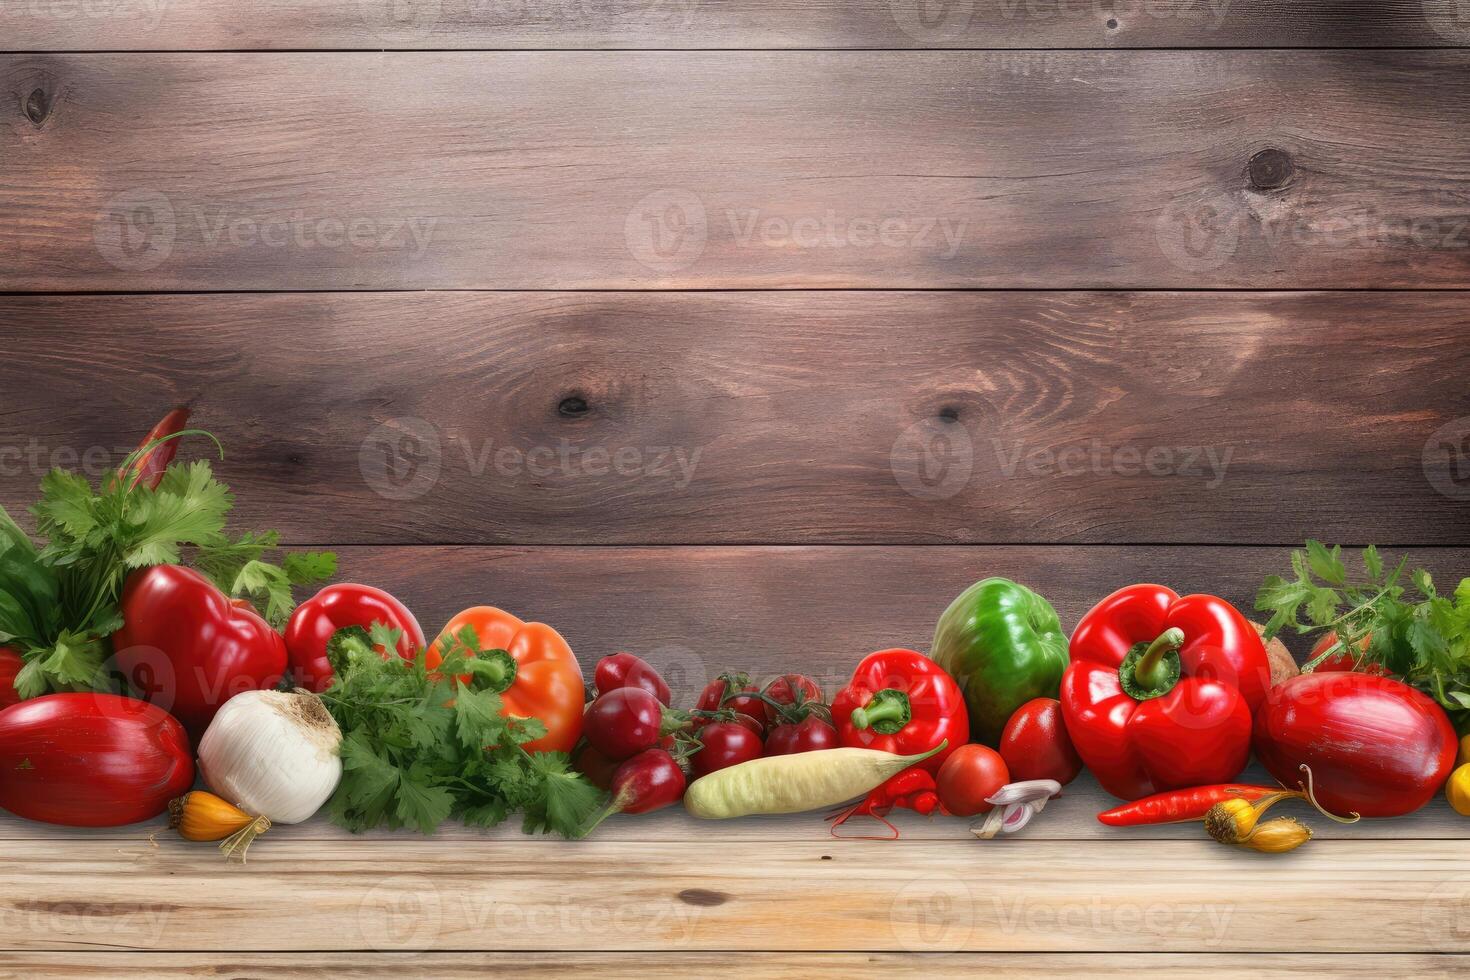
[828,766,941,839]
[573,741,621,792]
[691,721,764,778]
[284,583,427,692]
[118,407,191,491]
[112,565,288,740]
[764,714,840,756]
[761,673,824,724]
[595,652,672,706]
[584,687,688,761]
[696,672,766,731]
[998,697,1082,786]
[1253,671,1456,818]
[0,645,21,709]
[1096,784,1283,826]
[583,748,688,834]
[0,693,194,826]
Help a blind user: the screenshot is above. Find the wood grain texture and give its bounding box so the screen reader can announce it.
[5,52,1470,290]
[3,0,1468,50]
[2,952,1467,979]
[1,837,1466,952]
[3,291,1468,545]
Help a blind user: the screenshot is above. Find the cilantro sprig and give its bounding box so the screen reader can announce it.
[1257,541,1470,721]
[321,624,602,839]
[0,431,335,698]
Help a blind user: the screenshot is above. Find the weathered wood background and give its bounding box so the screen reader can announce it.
[3,2,1470,976]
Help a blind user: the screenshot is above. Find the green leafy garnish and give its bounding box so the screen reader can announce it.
[1257,540,1470,722]
[321,625,603,840]
[0,429,335,697]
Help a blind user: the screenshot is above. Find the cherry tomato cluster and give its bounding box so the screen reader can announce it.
[573,655,839,821]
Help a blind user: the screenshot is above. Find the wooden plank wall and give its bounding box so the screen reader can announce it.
[3,1,1470,976]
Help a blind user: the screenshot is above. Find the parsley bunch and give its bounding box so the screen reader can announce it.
[0,442,335,698]
[1257,541,1470,722]
[322,624,603,839]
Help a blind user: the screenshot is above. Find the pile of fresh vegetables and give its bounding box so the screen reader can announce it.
[1,415,1467,860]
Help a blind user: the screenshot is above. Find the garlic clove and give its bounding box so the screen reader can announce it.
[985,779,1062,807]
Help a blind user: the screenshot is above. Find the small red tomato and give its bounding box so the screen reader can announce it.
[1310,632,1386,674]
[761,673,824,724]
[693,710,764,736]
[595,652,672,706]
[998,697,1082,786]
[691,721,763,779]
[696,672,767,731]
[936,744,1010,817]
[764,714,840,756]
[584,687,670,761]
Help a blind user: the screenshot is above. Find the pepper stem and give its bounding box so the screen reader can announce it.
[1135,628,1185,690]
[326,625,378,675]
[849,689,912,735]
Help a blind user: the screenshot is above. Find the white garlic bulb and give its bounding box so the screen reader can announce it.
[197,689,343,824]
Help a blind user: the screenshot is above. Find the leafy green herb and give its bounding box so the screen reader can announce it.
[1257,540,1470,722]
[0,429,335,697]
[321,625,603,839]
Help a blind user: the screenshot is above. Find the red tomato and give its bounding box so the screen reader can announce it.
[0,646,22,709]
[764,715,840,756]
[691,721,763,778]
[936,744,1010,817]
[693,710,764,736]
[595,652,672,706]
[696,673,766,731]
[0,693,194,826]
[998,697,1082,786]
[761,673,824,724]
[585,687,670,761]
[1310,632,1385,674]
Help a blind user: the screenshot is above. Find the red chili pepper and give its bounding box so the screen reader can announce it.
[283,584,429,692]
[827,766,939,839]
[831,648,968,773]
[119,407,191,490]
[1097,784,1283,826]
[1059,585,1272,801]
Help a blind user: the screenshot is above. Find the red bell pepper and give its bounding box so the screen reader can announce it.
[112,565,288,741]
[1060,585,1272,800]
[284,583,428,692]
[0,693,194,826]
[831,648,969,773]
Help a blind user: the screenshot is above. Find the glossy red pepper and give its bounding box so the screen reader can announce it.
[1060,585,1271,800]
[0,645,22,709]
[1254,671,1456,818]
[117,407,191,491]
[284,584,428,692]
[831,648,969,773]
[112,565,288,741]
[0,693,194,826]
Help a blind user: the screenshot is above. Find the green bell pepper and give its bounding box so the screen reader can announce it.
[930,577,1069,746]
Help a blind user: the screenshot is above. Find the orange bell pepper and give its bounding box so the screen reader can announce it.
[429,606,584,754]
